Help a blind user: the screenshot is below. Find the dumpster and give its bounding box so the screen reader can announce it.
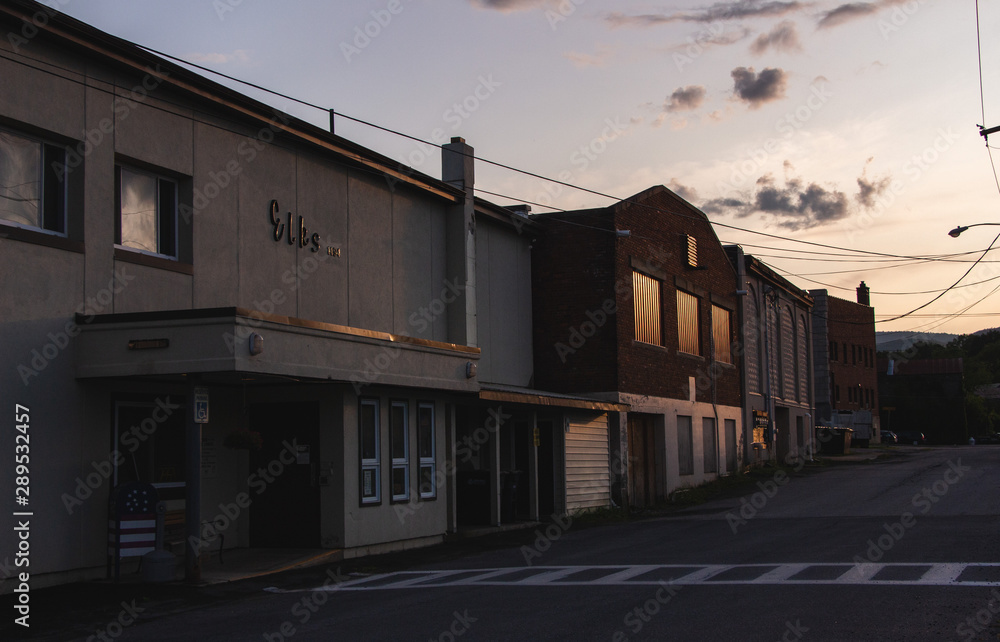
[817,427,853,455]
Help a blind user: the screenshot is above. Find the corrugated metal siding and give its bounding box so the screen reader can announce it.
[632,271,662,346]
[746,288,760,394]
[677,290,700,355]
[781,306,795,400]
[797,315,809,402]
[565,414,610,512]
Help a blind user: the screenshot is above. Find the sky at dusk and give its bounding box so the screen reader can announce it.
[52,0,1000,336]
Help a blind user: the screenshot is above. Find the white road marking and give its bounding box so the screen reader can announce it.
[269,562,1000,593]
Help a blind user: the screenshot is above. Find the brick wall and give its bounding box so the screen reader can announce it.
[531,209,618,392]
[613,188,741,406]
[531,186,742,407]
[825,294,879,415]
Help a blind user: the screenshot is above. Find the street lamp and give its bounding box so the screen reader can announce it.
[948,223,1000,238]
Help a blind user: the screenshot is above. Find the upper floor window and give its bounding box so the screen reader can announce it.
[633,270,662,346]
[0,129,66,235]
[115,165,177,258]
[712,305,731,364]
[685,234,698,267]
[677,290,700,355]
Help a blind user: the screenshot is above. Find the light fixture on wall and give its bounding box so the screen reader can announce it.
[249,333,264,356]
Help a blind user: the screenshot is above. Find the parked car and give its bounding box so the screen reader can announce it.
[880,430,898,444]
[973,433,1000,445]
[896,430,926,445]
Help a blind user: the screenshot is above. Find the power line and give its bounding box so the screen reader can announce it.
[6,27,992,327]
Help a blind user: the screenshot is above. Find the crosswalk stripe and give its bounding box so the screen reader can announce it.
[275,563,1000,593]
[753,564,811,583]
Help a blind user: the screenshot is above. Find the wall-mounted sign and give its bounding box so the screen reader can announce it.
[269,199,322,252]
[194,387,209,424]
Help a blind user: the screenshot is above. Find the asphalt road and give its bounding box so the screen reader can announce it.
[15,445,1000,641]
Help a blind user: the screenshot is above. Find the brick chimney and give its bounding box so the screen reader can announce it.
[856,281,870,306]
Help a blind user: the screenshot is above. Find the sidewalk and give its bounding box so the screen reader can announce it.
[3,450,914,640]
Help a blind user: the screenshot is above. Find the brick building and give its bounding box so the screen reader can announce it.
[810,283,879,445]
[532,186,742,507]
[727,249,814,465]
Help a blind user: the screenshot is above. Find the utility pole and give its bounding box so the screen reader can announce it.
[979,124,1000,141]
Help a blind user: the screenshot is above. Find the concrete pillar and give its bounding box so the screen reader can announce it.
[441,137,477,348]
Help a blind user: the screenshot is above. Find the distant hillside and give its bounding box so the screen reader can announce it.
[876,331,956,353]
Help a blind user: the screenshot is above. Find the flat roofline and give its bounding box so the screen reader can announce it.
[77,307,480,355]
[479,384,629,412]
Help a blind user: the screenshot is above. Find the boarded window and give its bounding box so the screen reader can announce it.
[632,271,662,346]
[677,416,694,476]
[725,419,738,472]
[677,291,700,355]
[703,417,717,474]
[712,305,731,364]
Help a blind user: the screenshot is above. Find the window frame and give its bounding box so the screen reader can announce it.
[115,163,179,259]
[389,400,410,503]
[676,290,701,356]
[0,127,68,237]
[632,270,663,347]
[417,402,436,500]
[359,398,381,506]
[711,304,732,364]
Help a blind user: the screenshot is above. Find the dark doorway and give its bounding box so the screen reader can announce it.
[248,402,320,548]
[536,420,555,518]
[796,416,805,459]
[725,419,738,473]
[627,415,657,508]
[776,407,791,464]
